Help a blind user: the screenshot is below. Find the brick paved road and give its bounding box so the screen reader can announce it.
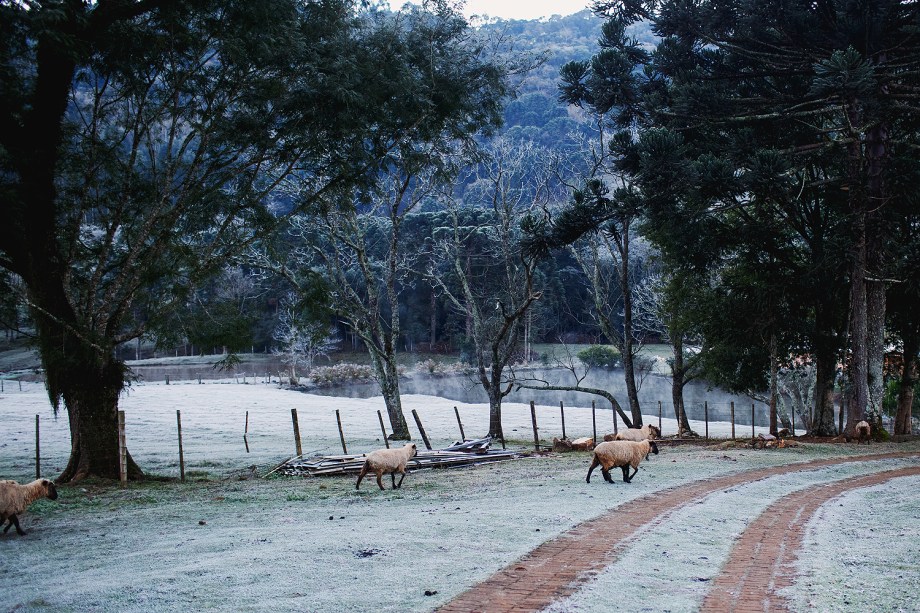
[701,465,920,612]
[437,451,920,613]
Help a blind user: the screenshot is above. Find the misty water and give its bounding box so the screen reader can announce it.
[128,360,767,427]
[316,367,766,428]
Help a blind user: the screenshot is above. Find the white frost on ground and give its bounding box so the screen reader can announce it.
[0,379,771,481]
[781,474,920,613]
[0,380,917,613]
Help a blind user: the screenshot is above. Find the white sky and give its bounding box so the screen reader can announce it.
[397,0,592,21]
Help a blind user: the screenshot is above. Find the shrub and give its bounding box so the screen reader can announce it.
[310,363,375,387]
[415,359,468,377]
[577,345,620,369]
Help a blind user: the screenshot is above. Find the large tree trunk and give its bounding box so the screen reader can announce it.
[811,295,841,436]
[864,109,889,433]
[894,334,918,436]
[371,351,410,440]
[669,336,692,435]
[484,360,507,440]
[58,362,144,483]
[618,239,642,426]
[34,313,143,483]
[846,204,870,436]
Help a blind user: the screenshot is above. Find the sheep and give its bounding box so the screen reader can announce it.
[0,478,58,536]
[614,423,661,459]
[355,443,418,491]
[855,420,871,445]
[586,439,659,484]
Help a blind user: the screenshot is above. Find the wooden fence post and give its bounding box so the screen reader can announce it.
[752,403,756,440]
[291,408,303,457]
[658,401,662,435]
[412,410,432,451]
[592,401,597,443]
[530,401,540,452]
[335,409,347,455]
[704,401,709,440]
[560,401,567,440]
[791,406,795,436]
[176,410,186,482]
[454,406,466,441]
[244,411,250,453]
[731,401,735,439]
[377,410,390,448]
[35,415,40,479]
[117,410,127,485]
[612,402,618,435]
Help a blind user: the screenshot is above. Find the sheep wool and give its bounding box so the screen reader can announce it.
[586,439,659,484]
[355,443,418,491]
[855,420,871,445]
[0,478,58,536]
[614,424,661,459]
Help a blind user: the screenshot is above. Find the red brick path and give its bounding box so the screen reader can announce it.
[437,451,920,613]
[701,465,920,612]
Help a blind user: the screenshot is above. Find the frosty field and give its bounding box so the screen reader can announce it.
[1,379,918,612]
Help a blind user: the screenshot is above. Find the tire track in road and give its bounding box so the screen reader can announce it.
[437,451,920,613]
[700,465,920,613]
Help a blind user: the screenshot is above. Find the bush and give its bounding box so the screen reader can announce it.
[310,363,375,387]
[577,345,620,369]
[415,359,469,377]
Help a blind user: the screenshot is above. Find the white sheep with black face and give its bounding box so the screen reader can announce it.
[355,443,418,490]
[0,478,58,536]
[586,440,659,484]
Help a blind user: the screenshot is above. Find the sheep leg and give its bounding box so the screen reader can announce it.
[586,456,600,483]
[390,472,397,489]
[5,514,25,536]
[601,467,613,483]
[395,470,407,489]
[355,462,369,490]
[375,471,385,491]
[625,466,639,483]
[620,465,630,482]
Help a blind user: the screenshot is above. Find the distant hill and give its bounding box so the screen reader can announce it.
[477,10,657,147]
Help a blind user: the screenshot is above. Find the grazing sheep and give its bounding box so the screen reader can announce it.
[355,443,417,491]
[855,420,871,444]
[586,440,659,484]
[614,424,661,459]
[0,478,58,536]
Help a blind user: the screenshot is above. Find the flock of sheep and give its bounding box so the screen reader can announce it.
[354,422,665,491]
[2,419,875,535]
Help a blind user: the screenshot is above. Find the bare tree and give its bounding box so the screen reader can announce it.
[272,296,339,384]
[429,139,561,439]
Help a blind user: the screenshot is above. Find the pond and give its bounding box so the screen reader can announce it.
[315,367,767,428]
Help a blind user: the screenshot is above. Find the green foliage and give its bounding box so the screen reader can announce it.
[577,345,620,369]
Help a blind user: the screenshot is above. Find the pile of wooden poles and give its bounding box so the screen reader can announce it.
[279,445,519,478]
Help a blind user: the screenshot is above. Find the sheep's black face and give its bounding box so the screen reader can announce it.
[649,441,659,455]
[409,443,418,456]
[43,480,58,500]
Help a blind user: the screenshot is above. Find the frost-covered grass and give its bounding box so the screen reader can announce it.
[1,380,918,612]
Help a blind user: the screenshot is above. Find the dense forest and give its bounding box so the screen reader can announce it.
[1,0,918,480]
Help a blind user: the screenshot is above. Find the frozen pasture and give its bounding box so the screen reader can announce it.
[0,379,918,612]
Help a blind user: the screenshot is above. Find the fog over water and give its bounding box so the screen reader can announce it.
[127,360,767,426]
[318,367,767,427]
